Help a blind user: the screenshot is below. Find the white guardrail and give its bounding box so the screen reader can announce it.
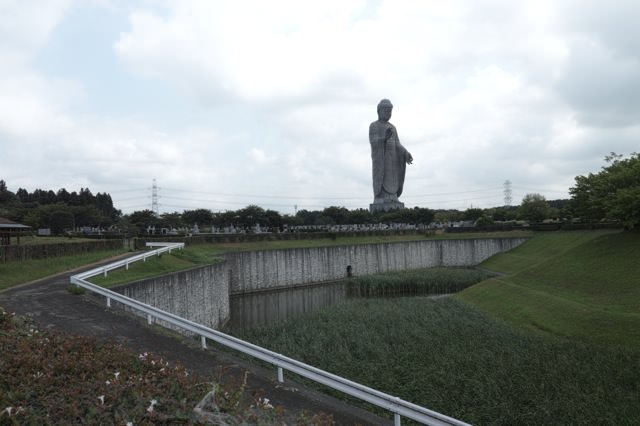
[70,242,470,426]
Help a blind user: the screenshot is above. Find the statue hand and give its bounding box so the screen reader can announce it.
[385,127,393,139]
[407,153,413,165]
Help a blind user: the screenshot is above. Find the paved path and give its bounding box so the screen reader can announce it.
[0,257,389,425]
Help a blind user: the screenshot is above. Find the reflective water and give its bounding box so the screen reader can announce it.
[227,281,352,332]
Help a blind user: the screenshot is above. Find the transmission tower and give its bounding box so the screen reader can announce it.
[503,180,512,206]
[151,178,160,215]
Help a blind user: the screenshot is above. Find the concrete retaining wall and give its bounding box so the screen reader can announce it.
[113,237,527,330]
[112,263,230,330]
[226,238,527,293]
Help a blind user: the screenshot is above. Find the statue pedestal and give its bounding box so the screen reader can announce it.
[369,200,404,214]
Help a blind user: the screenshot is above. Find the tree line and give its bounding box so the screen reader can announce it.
[1,153,637,236]
[0,182,120,235]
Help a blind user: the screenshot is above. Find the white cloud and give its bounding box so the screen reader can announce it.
[2,0,639,214]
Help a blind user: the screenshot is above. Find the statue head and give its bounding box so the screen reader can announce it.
[377,99,393,121]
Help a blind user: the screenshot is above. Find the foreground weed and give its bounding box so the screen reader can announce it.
[0,306,331,425]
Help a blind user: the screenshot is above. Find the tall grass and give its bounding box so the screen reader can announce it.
[348,267,492,297]
[234,297,640,425]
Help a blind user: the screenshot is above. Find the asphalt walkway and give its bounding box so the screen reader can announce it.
[0,256,389,425]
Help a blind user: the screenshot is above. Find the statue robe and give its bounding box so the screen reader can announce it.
[369,120,410,200]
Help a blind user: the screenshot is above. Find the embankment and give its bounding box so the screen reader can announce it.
[113,237,527,330]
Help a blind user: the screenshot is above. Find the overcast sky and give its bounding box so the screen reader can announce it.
[1,0,638,215]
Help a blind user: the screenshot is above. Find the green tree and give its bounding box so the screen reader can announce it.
[128,210,158,233]
[159,212,184,230]
[322,206,349,225]
[182,208,214,226]
[236,205,266,228]
[0,180,19,217]
[49,209,75,234]
[263,209,283,229]
[519,193,550,223]
[295,209,323,226]
[475,215,495,227]
[462,207,484,222]
[434,210,461,224]
[569,152,640,229]
[346,208,371,224]
[71,205,103,228]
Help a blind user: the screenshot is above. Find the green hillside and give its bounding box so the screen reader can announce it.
[457,229,640,350]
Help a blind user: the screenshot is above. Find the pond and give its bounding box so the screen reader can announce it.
[227,281,352,332]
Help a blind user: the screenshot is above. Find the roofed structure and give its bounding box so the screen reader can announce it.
[0,217,31,245]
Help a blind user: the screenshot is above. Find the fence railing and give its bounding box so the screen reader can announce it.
[70,243,470,426]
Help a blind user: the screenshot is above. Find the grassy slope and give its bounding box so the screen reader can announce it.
[457,229,640,350]
[0,249,127,290]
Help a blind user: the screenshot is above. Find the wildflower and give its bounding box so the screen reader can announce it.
[3,407,12,416]
[258,397,274,410]
[146,399,158,413]
[114,371,120,379]
[98,395,105,405]
[126,422,133,426]
[159,368,165,373]
[105,380,111,385]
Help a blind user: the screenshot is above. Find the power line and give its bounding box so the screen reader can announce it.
[159,186,506,201]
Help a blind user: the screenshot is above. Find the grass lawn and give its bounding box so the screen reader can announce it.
[457,229,640,349]
[6,235,99,245]
[0,249,128,291]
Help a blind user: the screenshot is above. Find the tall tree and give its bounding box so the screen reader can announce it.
[569,152,640,229]
[182,208,214,226]
[519,193,550,223]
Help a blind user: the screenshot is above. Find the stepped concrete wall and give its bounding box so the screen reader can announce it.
[226,238,527,293]
[113,263,230,330]
[113,237,527,330]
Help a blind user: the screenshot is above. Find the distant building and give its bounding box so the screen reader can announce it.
[0,217,31,245]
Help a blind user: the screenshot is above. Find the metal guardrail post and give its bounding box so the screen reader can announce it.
[278,367,284,383]
[201,336,207,349]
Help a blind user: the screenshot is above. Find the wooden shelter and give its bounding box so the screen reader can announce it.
[0,217,31,245]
